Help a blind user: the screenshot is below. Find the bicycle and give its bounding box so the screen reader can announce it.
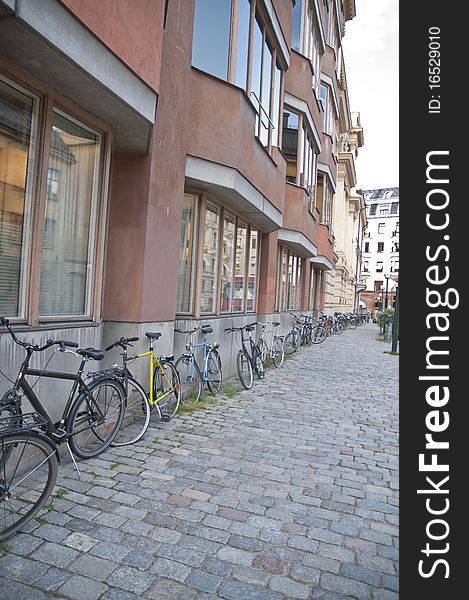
[174,325,222,406]
[284,314,302,355]
[256,321,285,368]
[97,332,181,442]
[1,412,59,541]
[225,323,264,390]
[0,318,125,461]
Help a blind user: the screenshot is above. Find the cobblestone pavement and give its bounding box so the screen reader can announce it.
[0,324,398,600]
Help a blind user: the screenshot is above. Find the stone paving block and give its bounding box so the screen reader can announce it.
[64,531,98,552]
[32,523,69,543]
[145,577,198,600]
[268,575,311,599]
[0,577,47,600]
[4,533,43,557]
[0,554,48,584]
[321,573,373,599]
[150,557,192,583]
[69,553,118,581]
[57,575,108,600]
[31,542,79,568]
[218,580,283,600]
[34,567,70,592]
[106,565,155,595]
[186,570,222,594]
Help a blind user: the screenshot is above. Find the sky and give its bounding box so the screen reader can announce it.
[341,0,399,191]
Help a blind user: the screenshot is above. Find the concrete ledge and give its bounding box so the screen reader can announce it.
[277,229,318,258]
[185,155,283,233]
[310,255,334,270]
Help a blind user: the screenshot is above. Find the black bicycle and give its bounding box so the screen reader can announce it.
[0,318,125,459]
[225,323,264,390]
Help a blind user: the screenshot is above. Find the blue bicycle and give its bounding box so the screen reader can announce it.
[174,325,222,405]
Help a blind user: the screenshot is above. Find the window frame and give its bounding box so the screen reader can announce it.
[275,244,304,312]
[0,68,111,327]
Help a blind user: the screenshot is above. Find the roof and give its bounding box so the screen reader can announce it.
[358,187,400,201]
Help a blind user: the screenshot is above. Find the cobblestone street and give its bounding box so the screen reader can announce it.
[0,324,398,600]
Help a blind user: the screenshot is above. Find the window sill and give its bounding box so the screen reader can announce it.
[0,321,99,334]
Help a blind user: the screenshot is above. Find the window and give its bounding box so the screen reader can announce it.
[275,245,303,311]
[392,260,399,272]
[368,203,377,216]
[233,220,248,312]
[376,262,383,273]
[395,221,399,234]
[378,222,385,234]
[177,194,198,313]
[393,241,399,252]
[390,202,399,215]
[316,172,333,225]
[377,242,384,253]
[0,75,107,322]
[0,78,37,317]
[282,108,318,202]
[319,83,335,136]
[325,0,338,52]
[379,205,389,216]
[291,0,302,51]
[364,242,370,253]
[363,261,369,272]
[374,280,383,291]
[39,111,102,317]
[192,0,284,151]
[178,195,259,315]
[192,0,232,80]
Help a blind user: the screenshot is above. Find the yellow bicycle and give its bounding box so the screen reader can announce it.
[97,331,181,445]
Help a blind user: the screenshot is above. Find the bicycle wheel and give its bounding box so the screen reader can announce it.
[272,336,285,368]
[175,355,202,406]
[0,431,58,541]
[311,325,327,344]
[284,330,299,355]
[206,349,222,395]
[237,350,253,390]
[348,319,357,330]
[256,339,268,364]
[154,360,181,421]
[335,322,344,335]
[68,379,125,459]
[112,378,151,446]
[254,346,265,379]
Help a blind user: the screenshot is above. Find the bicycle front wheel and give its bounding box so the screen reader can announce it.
[0,431,58,541]
[112,378,151,447]
[256,339,268,365]
[68,379,125,459]
[154,360,181,421]
[272,336,285,368]
[206,349,222,395]
[175,355,202,406]
[237,350,253,390]
[311,325,327,344]
[284,330,299,355]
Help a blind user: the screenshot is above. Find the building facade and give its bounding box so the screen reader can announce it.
[359,187,399,314]
[0,0,362,412]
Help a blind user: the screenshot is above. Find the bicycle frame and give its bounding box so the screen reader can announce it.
[127,340,175,408]
[183,332,213,383]
[9,348,106,441]
[239,327,258,368]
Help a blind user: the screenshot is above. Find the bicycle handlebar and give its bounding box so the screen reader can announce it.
[105,336,139,352]
[1,317,79,352]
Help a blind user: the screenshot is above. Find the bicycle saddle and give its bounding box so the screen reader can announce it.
[245,325,255,332]
[77,348,105,361]
[145,332,162,340]
[272,321,280,326]
[201,325,213,334]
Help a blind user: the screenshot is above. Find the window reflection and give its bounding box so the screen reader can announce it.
[201,203,219,313]
[192,0,232,80]
[220,213,235,312]
[177,194,198,313]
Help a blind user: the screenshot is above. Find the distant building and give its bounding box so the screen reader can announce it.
[359,188,399,314]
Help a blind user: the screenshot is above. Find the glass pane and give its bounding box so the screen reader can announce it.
[200,203,219,313]
[271,64,281,147]
[220,213,235,312]
[246,229,258,312]
[282,110,299,183]
[251,15,263,136]
[39,111,101,316]
[291,0,302,51]
[320,85,327,132]
[192,0,232,80]
[260,41,272,147]
[280,247,288,310]
[0,79,37,317]
[235,0,251,89]
[233,220,247,312]
[177,194,198,313]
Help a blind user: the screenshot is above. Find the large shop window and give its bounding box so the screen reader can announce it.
[177,194,259,316]
[0,75,106,322]
[192,0,284,150]
[282,108,318,206]
[275,246,303,312]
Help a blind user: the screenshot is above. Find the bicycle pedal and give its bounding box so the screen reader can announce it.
[160,415,171,422]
